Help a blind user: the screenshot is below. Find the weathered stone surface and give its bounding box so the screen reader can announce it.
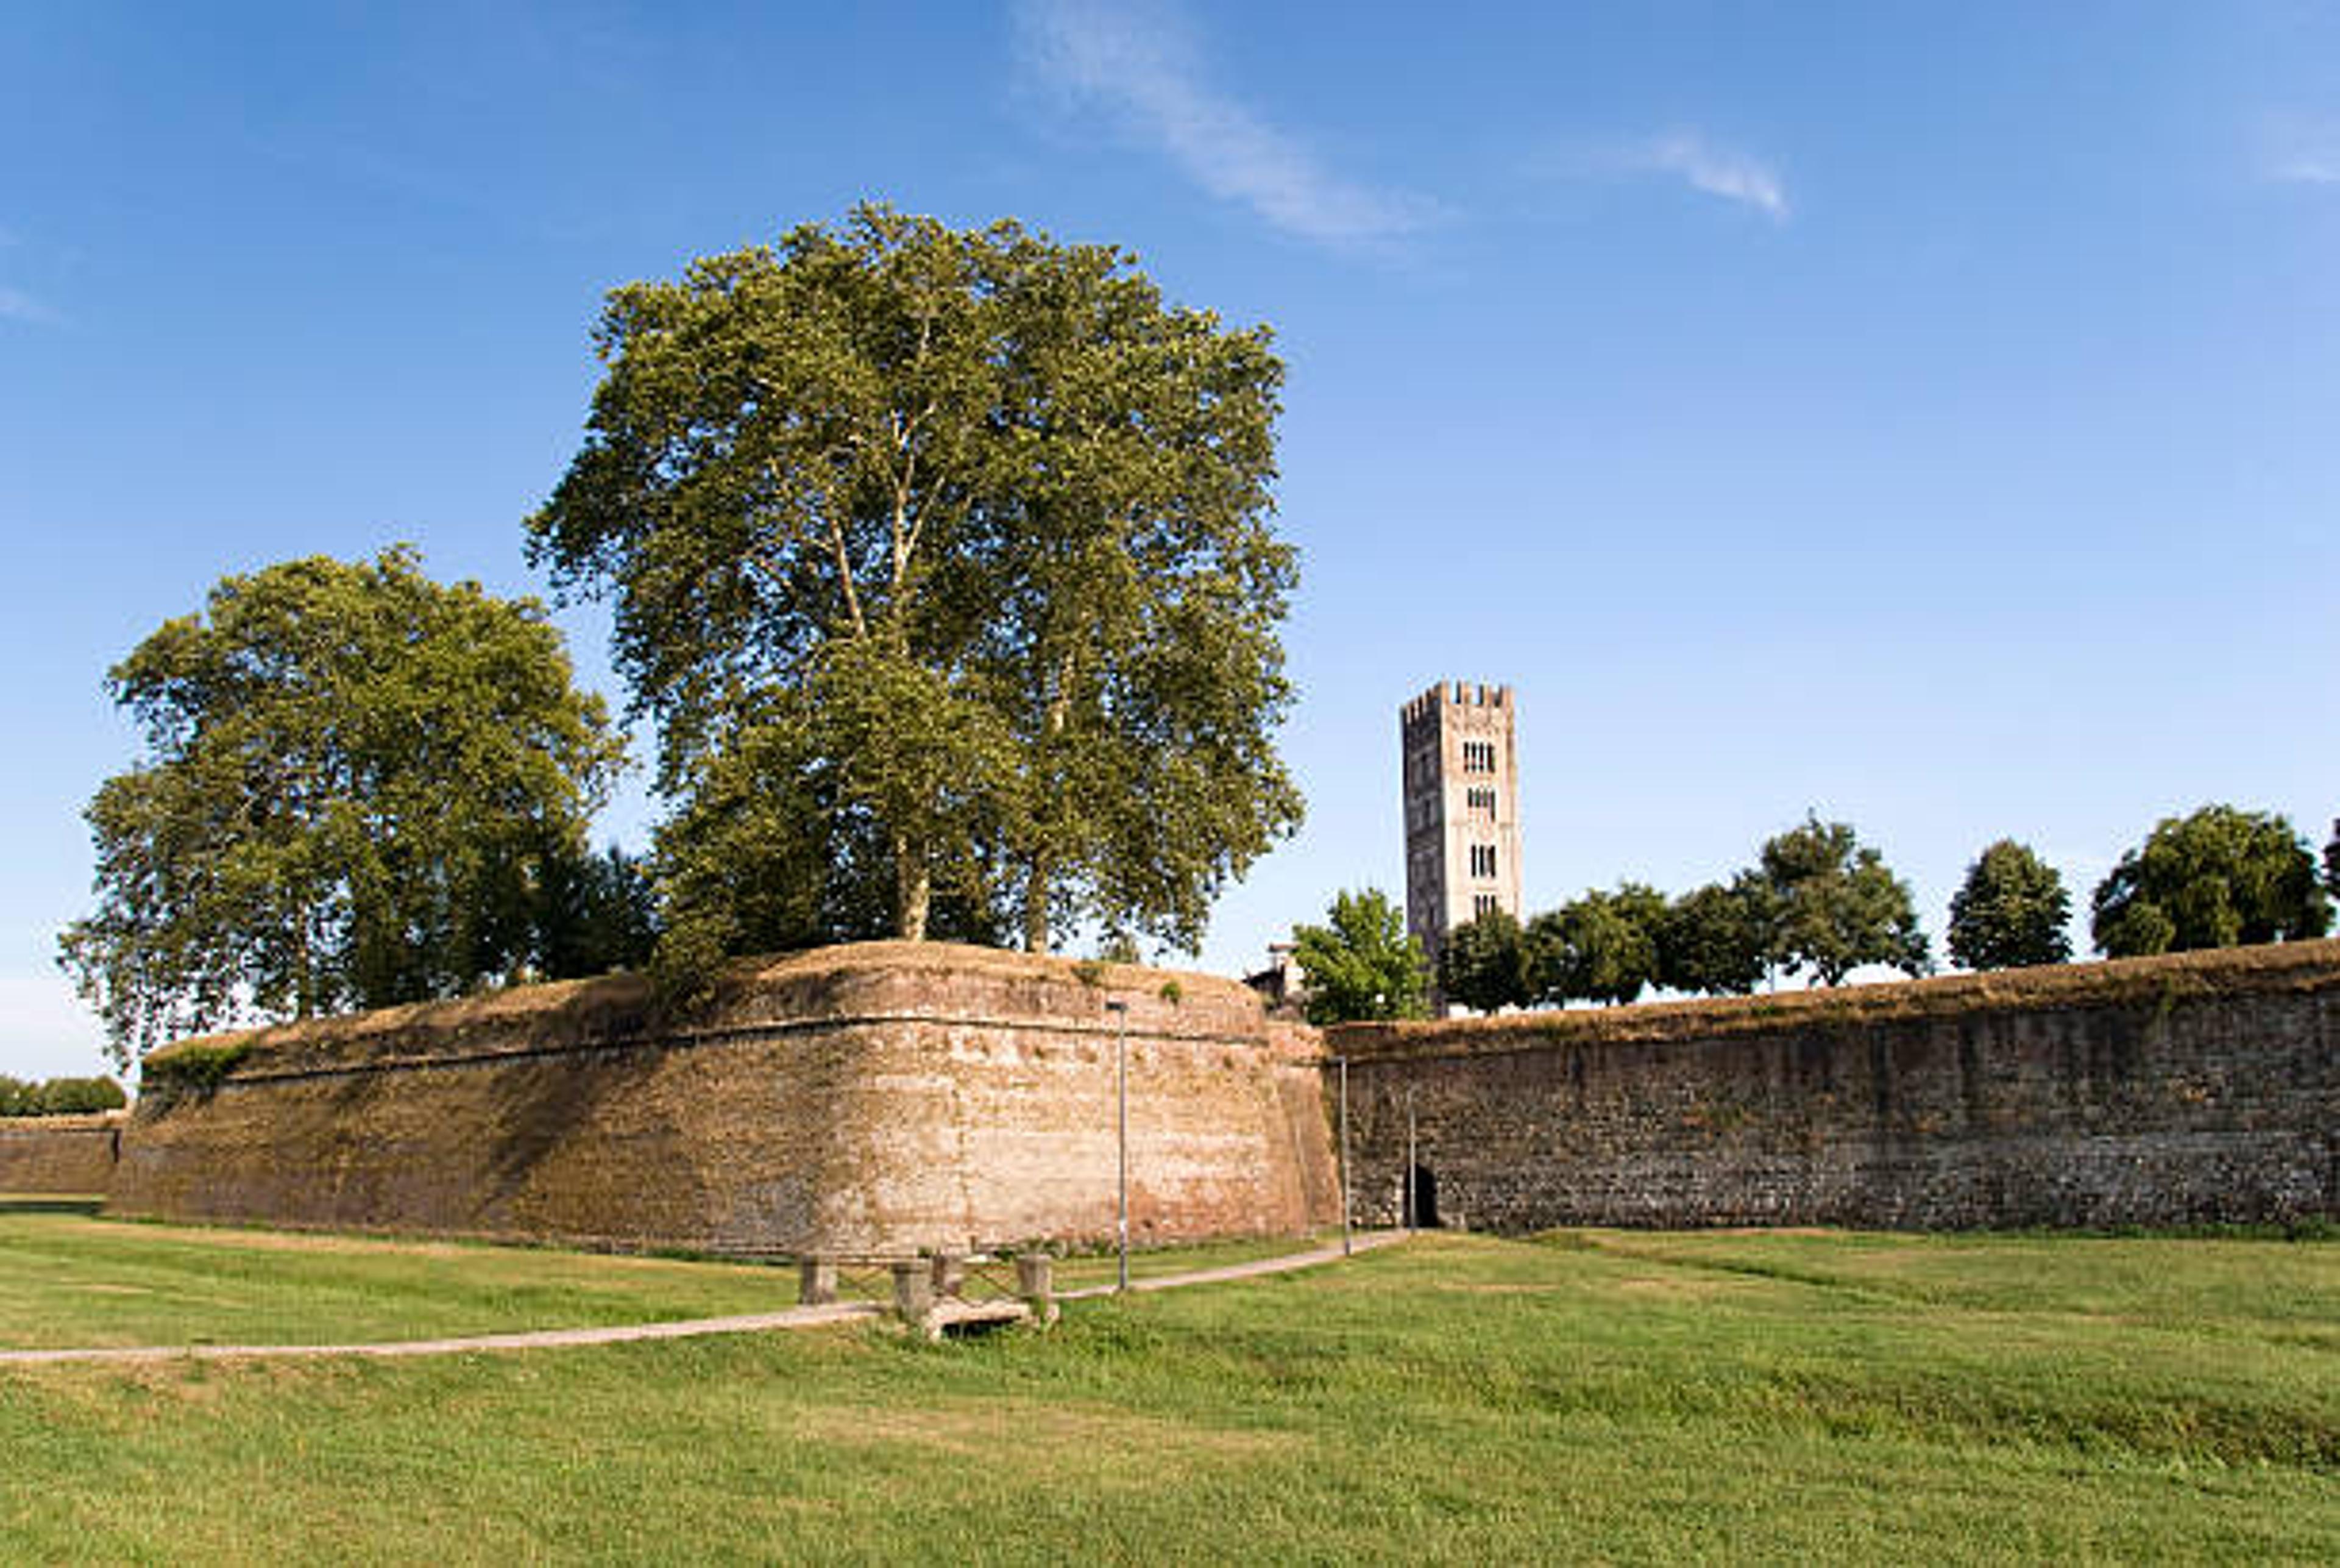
[0,1114,121,1194]
[57,939,2340,1242]
[110,942,1340,1255]
[1329,940,2339,1231]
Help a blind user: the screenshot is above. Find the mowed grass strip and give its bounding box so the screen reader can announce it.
[0,1227,2333,1562]
[0,1210,1340,1350]
[0,1211,804,1349]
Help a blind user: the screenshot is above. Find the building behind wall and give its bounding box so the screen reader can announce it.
[1400,682,1522,974]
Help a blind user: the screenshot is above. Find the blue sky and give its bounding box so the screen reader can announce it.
[4,1,2336,1079]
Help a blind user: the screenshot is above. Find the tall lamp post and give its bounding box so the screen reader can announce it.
[1105,998,1129,1294]
[1336,1055,1352,1257]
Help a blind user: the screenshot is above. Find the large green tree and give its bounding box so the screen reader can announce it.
[526,206,1300,980]
[1946,839,2072,971]
[2091,805,2330,958]
[2324,817,2338,902]
[1292,889,1430,1025]
[1757,815,1930,986]
[57,550,625,1067]
[1437,909,1532,1013]
[1656,876,1773,997]
[1530,884,1667,1007]
[537,845,662,982]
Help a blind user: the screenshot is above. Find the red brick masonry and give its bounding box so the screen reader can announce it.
[110,943,1341,1255]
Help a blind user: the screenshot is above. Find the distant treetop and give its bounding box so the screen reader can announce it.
[2092,805,2330,958]
[1948,840,2072,971]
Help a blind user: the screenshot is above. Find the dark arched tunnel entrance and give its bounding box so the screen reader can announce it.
[1408,1164,1440,1229]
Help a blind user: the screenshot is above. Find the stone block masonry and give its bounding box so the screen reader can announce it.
[1329,940,2338,1232]
[54,938,2340,1244]
[0,1113,122,1194]
[111,943,1342,1257]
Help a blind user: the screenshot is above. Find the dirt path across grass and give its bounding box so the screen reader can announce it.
[1056,1230,1403,1300]
[0,1232,1406,1366]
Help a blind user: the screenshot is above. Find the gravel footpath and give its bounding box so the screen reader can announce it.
[0,1232,1406,1365]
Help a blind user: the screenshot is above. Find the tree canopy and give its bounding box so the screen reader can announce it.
[537,845,662,982]
[57,550,625,1067]
[1292,889,1430,1025]
[2091,804,2330,958]
[0,1076,126,1116]
[1756,815,1930,985]
[1530,884,1666,1007]
[1437,909,1533,1013]
[526,205,1300,984]
[1656,876,1773,997]
[1946,840,2072,971]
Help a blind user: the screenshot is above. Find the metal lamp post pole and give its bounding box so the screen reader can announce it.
[1107,999,1129,1294]
[1405,1086,1417,1233]
[1336,1055,1352,1257]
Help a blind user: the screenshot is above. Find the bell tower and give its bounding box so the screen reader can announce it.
[1399,682,1522,971]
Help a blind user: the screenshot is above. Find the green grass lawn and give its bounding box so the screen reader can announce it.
[0,1208,806,1349]
[0,1218,2333,1563]
[0,1205,1335,1349]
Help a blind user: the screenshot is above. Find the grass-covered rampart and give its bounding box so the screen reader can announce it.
[1334,934,2340,1060]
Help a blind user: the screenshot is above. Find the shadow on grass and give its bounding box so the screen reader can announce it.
[0,1195,106,1216]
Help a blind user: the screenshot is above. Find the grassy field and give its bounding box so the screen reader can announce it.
[0,1215,2333,1563]
[0,1204,1330,1349]
[0,1205,805,1348]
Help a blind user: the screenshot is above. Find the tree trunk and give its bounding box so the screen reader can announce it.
[1021,851,1051,953]
[894,834,931,942]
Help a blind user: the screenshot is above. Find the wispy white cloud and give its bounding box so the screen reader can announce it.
[1618,130,1790,220]
[1013,0,1439,246]
[0,284,58,326]
[0,225,60,325]
[2261,113,2340,184]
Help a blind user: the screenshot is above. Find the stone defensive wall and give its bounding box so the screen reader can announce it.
[110,942,1341,1257]
[0,1113,122,1195]
[1330,939,2339,1232]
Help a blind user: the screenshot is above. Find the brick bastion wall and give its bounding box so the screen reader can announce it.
[110,942,1341,1256]
[1329,940,2339,1232]
[0,1113,123,1194]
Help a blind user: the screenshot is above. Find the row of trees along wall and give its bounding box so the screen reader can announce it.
[1425,806,2336,1017]
[1330,939,2338,1232]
